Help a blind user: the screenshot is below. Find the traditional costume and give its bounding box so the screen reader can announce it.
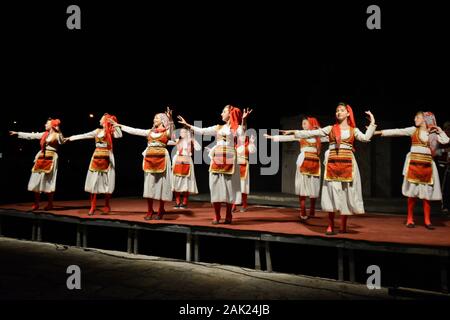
[17,119,64,210]
[271,117,325,219]
[120,113,174,220]
[380,112,449,228]
[69,114,122,215]
[190,106,243,224]
[294,106,377,234]
[169,129,200,208]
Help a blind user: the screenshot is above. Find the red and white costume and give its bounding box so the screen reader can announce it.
[380,115,449,228]
[381,127,449,200]
[295,124,376,215]
[18,124,64,194]
[293,105,376,235]
[192,123,243,204]
[271,117,326,218]
[121,124,173,202]
[69,124,122,195]
[189,106,244,223]
[170,133,200,195]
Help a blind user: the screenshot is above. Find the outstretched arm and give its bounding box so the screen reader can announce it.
[294,126,332,139]
[177,115,217,136]
[264,134,299,142]
[69,130,97,141]
[12,131,45,140]
[378,126,416,138]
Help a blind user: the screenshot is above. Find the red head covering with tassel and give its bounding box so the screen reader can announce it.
[102,113,118,150]
[40,118,61,151]
[307,117,322,154]
[332,104,355,149]
[228,105,243,135]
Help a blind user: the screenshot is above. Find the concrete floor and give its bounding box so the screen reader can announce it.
[0,237,395,300]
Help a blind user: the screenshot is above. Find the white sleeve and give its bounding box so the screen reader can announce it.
[121,125,150,137]
[69,130,97,141]
[438,131,450,144]
[113,126,123,139]
[355,123,377,142]
[17,132,45,140]
[381,127,416,137]
[272,135,299,142]
[190,125,218,136]
[294,126,332,139]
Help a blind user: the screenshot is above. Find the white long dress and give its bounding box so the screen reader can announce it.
[170,139,200,194]
[69,127,122,194]
[273,135,327,198]
[121,125,173,201]
[236,140,257,194]
[18,131,64,193]
[381,127,450,200]
[191,124,243,204]
[295,124,376,215]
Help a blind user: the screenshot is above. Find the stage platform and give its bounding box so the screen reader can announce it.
[1,197,449,293]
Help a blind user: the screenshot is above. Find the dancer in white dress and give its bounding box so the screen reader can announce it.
[169,128,201,208]
[232,134,257,212]
[67,114,122,215]
[110,107,174,220]
[265,116,326,220]
[282,103,376,235]
[178,105,253,224]
[10,118,64,210]
[374,111,449,229]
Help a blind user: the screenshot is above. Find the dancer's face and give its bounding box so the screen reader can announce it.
[302,119,310,130]
[99,115,106,127]
[414,113,425,127]
[45,120,52,131]
[221,106,230,122]
[154,115,162,127]
[336,106,349,122]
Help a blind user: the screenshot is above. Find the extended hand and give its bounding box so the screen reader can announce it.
[166,106,173,120]
[242,108,253,120]
[177,115,190,127]
[365,110,375,124]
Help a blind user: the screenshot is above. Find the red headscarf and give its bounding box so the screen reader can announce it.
[40,119,61,151]
[102,113,118,150]
[331,104,355,149]
[228,105,243,134]
[307,117,322,154]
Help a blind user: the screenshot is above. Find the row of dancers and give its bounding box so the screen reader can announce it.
[9,104,449,235]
